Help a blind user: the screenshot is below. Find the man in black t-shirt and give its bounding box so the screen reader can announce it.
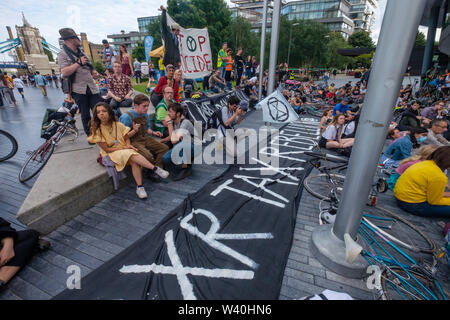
[235,48,245,87]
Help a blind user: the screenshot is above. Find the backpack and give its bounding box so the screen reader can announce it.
[206,108,229,130]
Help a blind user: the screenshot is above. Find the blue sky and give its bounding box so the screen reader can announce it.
[0,0,433,61]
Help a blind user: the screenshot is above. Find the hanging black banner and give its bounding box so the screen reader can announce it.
[55,120,320,300]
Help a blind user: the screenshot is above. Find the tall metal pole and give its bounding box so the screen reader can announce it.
[287,25,293,68]
[421,5,440,83]
[311,0,428,278]
[258,0,268,101]
[267,0,282,95]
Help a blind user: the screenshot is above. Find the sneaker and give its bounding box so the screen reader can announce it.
[154,167,169,179]
[136,186,148,199]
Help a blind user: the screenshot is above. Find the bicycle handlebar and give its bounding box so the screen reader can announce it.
[304,151,349,164]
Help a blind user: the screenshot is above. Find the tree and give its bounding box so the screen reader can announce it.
[147,16,162,49]
[348,31,374,48]
[354,52,374,68]
[132,41,146,62]
[227,16,260,58]
[93,60,105,74]
[415,31,426,46]
[324,32,355,70]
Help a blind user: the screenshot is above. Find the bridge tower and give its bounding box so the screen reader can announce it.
[15,13,53,74]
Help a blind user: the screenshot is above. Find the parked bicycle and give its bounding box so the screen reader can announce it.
[302,151,448,300]
[19,118,78,182]
[0,129,18,162]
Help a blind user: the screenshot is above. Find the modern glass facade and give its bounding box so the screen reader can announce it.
[137,16,159,33]
[281,0,355,39]
[106,31,147,52]
[347,0,378,32]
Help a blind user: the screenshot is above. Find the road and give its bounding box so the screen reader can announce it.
[0,83,65,229]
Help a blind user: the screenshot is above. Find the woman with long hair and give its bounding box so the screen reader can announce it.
[380,126,428,168]
[88,102,169,199]
[119,45,133,77]
[318,114,354,149]
[319,108,333,134]
[174,69,184,99]
[394,146,450,217]
[387,144,438,190]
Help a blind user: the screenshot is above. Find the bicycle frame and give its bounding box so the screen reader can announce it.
[358,219,447,300]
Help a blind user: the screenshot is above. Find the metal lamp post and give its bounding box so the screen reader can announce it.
[287,23,299,68]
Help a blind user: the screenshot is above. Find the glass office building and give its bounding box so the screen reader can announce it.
[281,0,355,39]
[106,31,147,52]
[348,0,378,32]
[137,16,159,33]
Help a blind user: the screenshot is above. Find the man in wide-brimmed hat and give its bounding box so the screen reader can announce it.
[57,28,101,136]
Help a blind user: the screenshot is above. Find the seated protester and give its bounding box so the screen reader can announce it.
[216,96,247,157]
[153,85,176,137]
[351,85,360,97]
[319,108,333,134]
[421,101,445,126]
[119,94,169,182]
[318,114,354,150]
[209,69,226,93]
[394,146,450,218]
[429,74,446,88]
[397,101,423,131]
[163,103,201,181]
[379,127,428,168]
[291,93,304,114]
[0,218,50,291]
[150,64,180,107]
[202,75,210,92]
[88,102,169,199]
[107,61,133,114]
[424,119,450,146]
[332,97,351,117]
[341,114,360,139]
[387,127,406,145]
[387,144,438,190]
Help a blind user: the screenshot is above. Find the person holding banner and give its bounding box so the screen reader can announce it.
[160,6,181,68]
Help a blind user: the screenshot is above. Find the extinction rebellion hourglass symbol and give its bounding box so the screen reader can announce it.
[268,97,289,122]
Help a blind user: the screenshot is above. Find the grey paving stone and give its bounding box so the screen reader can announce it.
[16,266,66,296]
[6,276,51,300]
[0,288,23,300]
[287,252,308,264]
[325,270,371,292]
[284,276,326,296]
[283,267,315,284]
[286,259,326,278]
[314,276,375,300]
[38,250,92,277]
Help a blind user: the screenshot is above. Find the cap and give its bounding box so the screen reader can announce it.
[59,28,79,40]
[238,100,249,111]
[102,39,108,44]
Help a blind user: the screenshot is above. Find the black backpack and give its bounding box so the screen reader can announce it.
[206,108,229,130]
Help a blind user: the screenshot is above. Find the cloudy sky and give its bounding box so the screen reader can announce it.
[0,0,435,61]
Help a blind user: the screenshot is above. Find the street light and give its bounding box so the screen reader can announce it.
[287,23,299,67]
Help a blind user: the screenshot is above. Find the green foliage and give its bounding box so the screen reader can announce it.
[147,16,162,49]
[132,41,146,62]
[324,32,355,70]
[227,16,260,58]
[415,31,426,46]
[348,30,374,48]
[93,60,105,74]
[354,51,374,68]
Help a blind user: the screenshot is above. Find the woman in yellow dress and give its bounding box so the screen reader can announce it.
[88,102,169,199]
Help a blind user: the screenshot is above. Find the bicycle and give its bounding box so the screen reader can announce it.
[0,129,18,162]
[19,118,78,182]
[302,152,447,299]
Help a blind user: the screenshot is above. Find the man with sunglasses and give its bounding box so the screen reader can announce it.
[57,28,101,136]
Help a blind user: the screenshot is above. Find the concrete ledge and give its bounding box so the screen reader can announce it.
[17,116,132,234]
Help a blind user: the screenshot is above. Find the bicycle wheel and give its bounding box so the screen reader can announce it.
[381,267,445,300]
[363,205,435,254]
[19,141,55,182]
[0,129,18,162]
[303,173,346,201]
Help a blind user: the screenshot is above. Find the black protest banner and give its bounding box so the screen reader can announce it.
[55,119,320,300]
[184,90,250,128]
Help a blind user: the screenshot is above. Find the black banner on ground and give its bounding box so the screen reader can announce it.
[55,120,320,300]
[184,89,250,128]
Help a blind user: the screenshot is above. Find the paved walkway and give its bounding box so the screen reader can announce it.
[0,84,448,300]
